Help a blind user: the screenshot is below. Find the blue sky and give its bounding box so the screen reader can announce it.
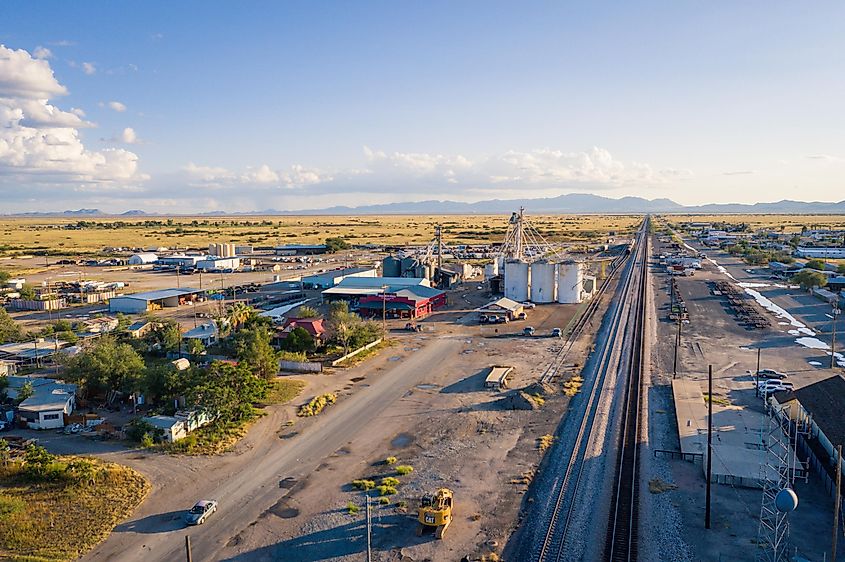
[1,1,844,212]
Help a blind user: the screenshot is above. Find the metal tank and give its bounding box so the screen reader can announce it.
[504,259,530,302]
[530,261,557,303]
[557,262,583,304]
[382,256,401,277]
[484,260,499,280]
[400,256,418,276]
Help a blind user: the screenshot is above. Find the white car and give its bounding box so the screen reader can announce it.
[521,302,536,309]
[184,500,218,525]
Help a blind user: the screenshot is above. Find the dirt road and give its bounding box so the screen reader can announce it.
[80,336,462,562]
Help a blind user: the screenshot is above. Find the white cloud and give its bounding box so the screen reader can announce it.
[806,154,841,162]
[242,164,279,184]
[119,127,138,144]
[107,101,126,112]
[81,62,96,75]
[70,107,86,118]
[33,46,52,60]
[0,45,144,185]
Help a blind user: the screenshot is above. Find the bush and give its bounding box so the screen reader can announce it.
[385,456,397,465]
[347,501,359,515]
[297,393,337,417]
[378,496,390,505]
[352,479,376,491]
[395,465,414,476]
[376,485,397,496]
[380,476,400,487]
[279,350,307,362]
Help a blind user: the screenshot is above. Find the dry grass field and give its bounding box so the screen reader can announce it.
[0,214,642,257]
[663,214,845,232]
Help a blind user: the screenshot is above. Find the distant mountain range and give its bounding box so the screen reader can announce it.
[5,194,845,216]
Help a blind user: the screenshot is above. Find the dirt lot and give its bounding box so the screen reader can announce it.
[640,235,845,562]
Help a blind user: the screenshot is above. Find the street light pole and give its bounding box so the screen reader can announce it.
[832,306,840,370]
[381,284,388,340]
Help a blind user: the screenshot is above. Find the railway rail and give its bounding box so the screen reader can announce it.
[534,219,649,562]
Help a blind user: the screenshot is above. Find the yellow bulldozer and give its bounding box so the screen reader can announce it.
[416,488,454,539]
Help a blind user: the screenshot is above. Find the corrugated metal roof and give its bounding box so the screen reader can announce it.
[112,288,203,301]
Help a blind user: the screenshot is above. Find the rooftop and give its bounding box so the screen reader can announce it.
[183,322,218,339]
[774,374,845,448]
[114,288,203,301]
[303,266,375,278]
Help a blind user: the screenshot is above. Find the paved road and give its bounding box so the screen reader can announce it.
[81,336,461,562]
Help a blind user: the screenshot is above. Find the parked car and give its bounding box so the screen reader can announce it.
[523,326,535,336]
[185,500,218,525]
[758,369,788,380]
[522,302,536,310]
[516,312,527,320]
[551,328,562,338]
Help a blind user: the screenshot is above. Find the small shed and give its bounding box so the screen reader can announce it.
[18,385,77,430]
[478,297,524,320]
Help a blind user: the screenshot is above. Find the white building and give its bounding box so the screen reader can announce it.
[796,247,845,259]
[128,253,158,265]
[13,378,77,430]
[196,257,240,271]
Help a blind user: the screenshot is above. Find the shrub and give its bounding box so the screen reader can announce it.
[297,393,337,417]
[346,501,359,515]
[385,456,397,465]
[537,434,555,452]
[380,477,400,487]
[378,496,390,505]
[140,433,155,448]
[279,350,307,362]
[376,485,397,496]
[352,479,376,491]
[0,493,25,518]
[395,465,414,476]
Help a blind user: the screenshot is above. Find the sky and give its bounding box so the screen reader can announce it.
[1,1,844,213]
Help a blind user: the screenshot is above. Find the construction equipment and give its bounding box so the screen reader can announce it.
[416,488,454,539]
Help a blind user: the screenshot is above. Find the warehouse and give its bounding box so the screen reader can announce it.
[301,266,378,289]
[274,244,328,255]
[796,247,845,259]
[321,276,431,303]
[356,285,447,319]
[196,257,241,271]
[108,288,204,313]
[127,252,158,265]
[157,254,207,268]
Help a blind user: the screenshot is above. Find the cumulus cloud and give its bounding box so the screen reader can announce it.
[107,101,126,112]
[183,162,325,188]
[81,62,96,75]
[0,45,144,185]
[33,46,52,59]
[117,127,138,144]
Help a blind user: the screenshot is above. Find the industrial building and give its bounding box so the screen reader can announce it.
[478,297,525,320]
[275,244,328,255]
[196,256,241,271]
[356,285,447,319]
[128,252,158,265]
[795,246,845,259]
[208,242,236,258]
[157,254,207,268]
[108,288,204,313]
[301,266,378,289]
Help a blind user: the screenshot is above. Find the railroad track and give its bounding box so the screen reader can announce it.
[539,249,630,384]
[535,219,649,562]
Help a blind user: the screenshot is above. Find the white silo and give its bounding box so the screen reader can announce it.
[530,261,557,303]
[504,260,530,302]
[484,260,499,280]
[557,262,583,304]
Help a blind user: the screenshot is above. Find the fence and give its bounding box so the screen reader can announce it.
[279,360,323,373]
[331,339,383,367]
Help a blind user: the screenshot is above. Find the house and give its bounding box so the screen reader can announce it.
[142,410,213,443]
[82,316,119,334]
[478,297,524,320]
[126,319,156,338]
[182,322,218,346]
[11,377,77,430]
[275,318,326,345]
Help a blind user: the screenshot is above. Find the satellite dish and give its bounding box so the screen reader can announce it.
[775,488,799,512]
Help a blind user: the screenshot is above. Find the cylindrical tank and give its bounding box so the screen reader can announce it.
[382,256,401,277]
[557,262,583,304]
[401,256,418,276]
[484,260,499,280]
[504,260,530,302]
[530,261,557,303]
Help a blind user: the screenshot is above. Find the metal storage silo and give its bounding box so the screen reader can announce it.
[504,259,530,302]
[382,256,401,277]
[557,262,583,304]
[401,256,418,276]
[484,260,499,280]
[530,261,557,303]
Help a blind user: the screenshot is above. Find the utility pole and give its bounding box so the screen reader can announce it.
[705,364,713,530]
[832,306,839,370]
[834,444,842,562]
[175,265,180,288]
[381,285,388,341]
[673,314,682,378]
[185,535,192,562]
[756,347,762,398]
[366,493,373,562]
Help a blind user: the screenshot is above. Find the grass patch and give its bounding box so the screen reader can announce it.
[562,376,584,397]
[0,457,149,562]
[352,479,376,491]
[297,393,337,417]
[376,485,397,496]
[260,378,306,407]
[703,394,731,407]
[162,414,259,455]
[648,478,679,494]
[395,465,414,476]
[333,340,391,367]
[346,501,359,515]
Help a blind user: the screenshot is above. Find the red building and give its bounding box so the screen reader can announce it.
[357,286,447,319]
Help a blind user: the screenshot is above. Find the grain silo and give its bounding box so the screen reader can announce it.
[382,256,401,277]
[504,259,530,302]
[484,260,499,280]
[557,262,583,304]
[530,261,557,303]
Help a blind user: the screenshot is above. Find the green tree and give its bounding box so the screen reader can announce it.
[57,330,78,344]
[295,305,320,319]
[18,284,36,300]
[805,259,826,271]
[145,321,182,353]
[186,338,206,356]
[0,308,22,343]
[17,381,34,404]
[281,326,314,353]
[185,361,267,422]
[234,326,278,379]
[791,269,828,291]
[325,237,349,253]
[0,270,10,284]
[62,335,146,396]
